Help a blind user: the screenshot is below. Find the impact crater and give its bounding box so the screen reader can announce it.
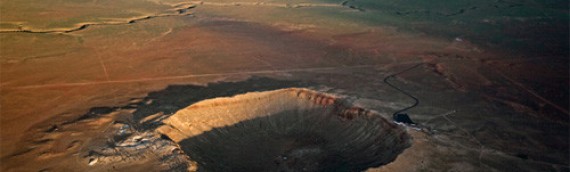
[158,88,411,171]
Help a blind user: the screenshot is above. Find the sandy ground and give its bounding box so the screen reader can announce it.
[1,0,568,171]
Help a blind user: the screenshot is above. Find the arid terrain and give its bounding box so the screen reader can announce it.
[1,0,568,171]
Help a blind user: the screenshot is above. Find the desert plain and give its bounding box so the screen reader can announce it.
[0,0,568,171]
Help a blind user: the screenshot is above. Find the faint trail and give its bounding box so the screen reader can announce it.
[250,55,278,71]
[495,70,569,115]
[95,53,110,81]
[440,112,486,168]
[423,110,456,124]
[2,65,381,90]
[424,109,487,168]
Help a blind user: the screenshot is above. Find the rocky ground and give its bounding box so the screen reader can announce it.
[1,0,568,171]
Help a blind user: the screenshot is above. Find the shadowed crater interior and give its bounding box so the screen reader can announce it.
[157,88,411,171]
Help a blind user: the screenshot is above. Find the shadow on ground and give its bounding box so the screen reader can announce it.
[130,77,312,130]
